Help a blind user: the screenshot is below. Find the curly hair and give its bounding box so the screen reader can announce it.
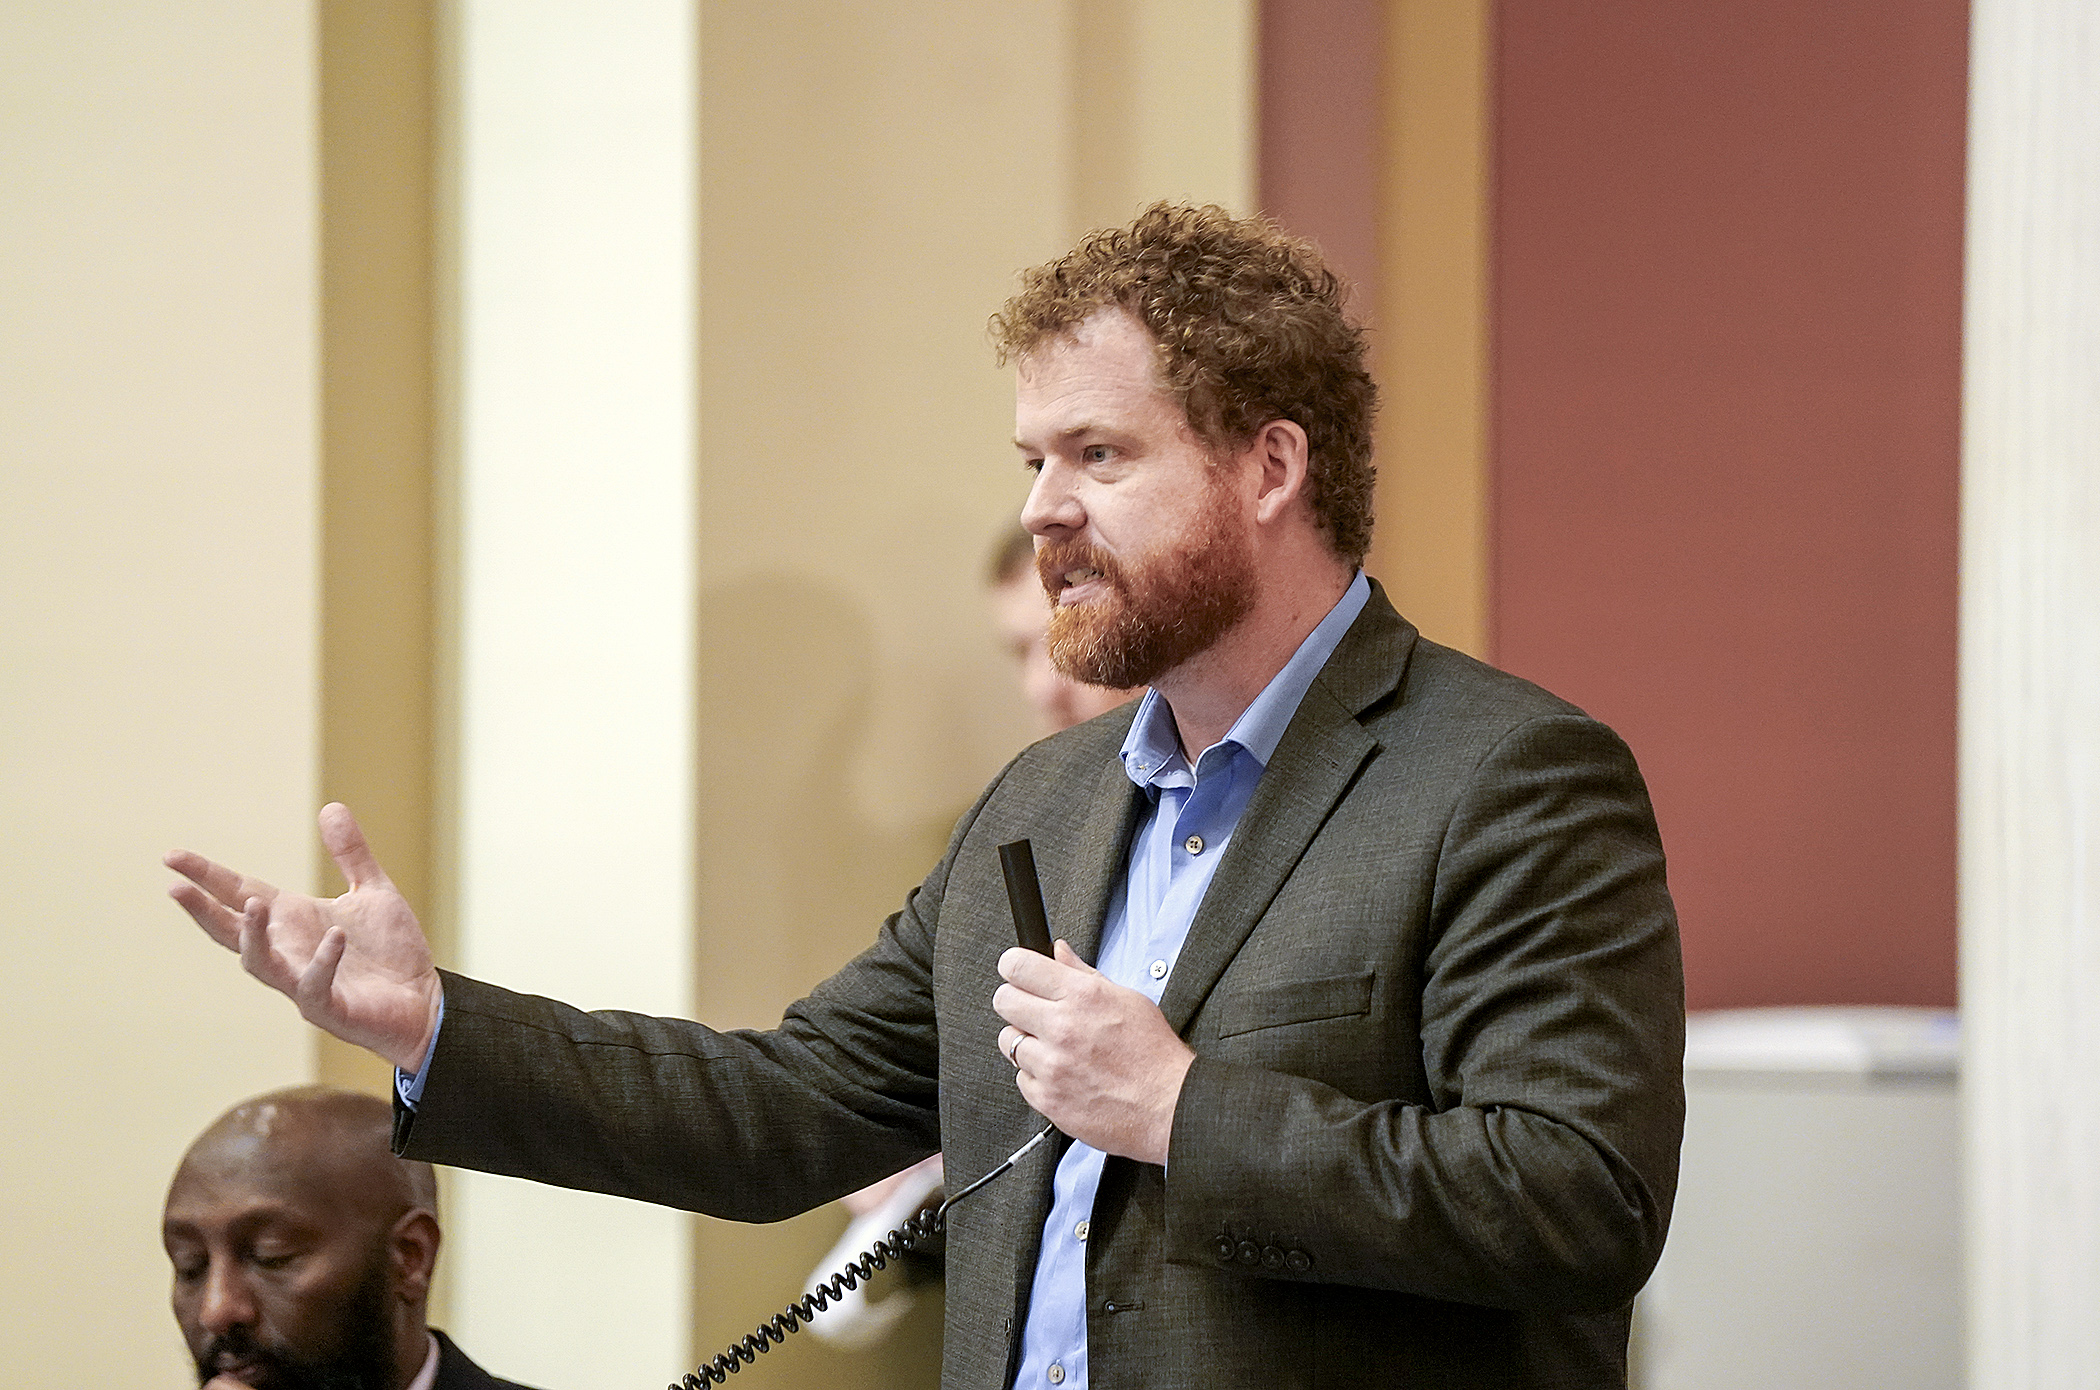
[990,203,1378,565]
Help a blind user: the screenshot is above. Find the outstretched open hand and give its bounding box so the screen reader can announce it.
[166,803,441,1071]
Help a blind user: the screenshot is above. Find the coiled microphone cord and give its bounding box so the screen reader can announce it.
[672,1123,1054,1388]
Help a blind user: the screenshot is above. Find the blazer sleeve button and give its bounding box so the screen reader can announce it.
[1214,1236,1237,1264]
[1236,1240,1262,1266]
[1261,1245,1285,1270]
[1286,1249,1312,1274]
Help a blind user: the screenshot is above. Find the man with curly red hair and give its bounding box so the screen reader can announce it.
[172,203,1682,1389]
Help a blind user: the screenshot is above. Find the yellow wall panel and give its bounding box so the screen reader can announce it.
[1372,0,1492,657]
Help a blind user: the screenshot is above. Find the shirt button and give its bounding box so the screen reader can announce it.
[1048,1364,1066,1385]
[1184,833,1205,854]
[1149,958,1168,980]
[1074,1220,1090,1242]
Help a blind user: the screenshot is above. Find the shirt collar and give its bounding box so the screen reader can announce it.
[1120,570,1371,786]
[404,1332,441,1390]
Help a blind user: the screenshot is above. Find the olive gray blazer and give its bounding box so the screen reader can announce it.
[397,583,1684,1388]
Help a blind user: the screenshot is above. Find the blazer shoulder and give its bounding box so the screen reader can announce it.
[1321,577,1591,737]
[1329,583,1593,736]
[1347,631,1652,800]
[1397,635,1595,729]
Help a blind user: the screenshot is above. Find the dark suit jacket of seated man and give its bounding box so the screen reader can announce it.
[168,203,1684,1390]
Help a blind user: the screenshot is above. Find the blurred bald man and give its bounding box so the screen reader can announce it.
[162,1086,542,1390]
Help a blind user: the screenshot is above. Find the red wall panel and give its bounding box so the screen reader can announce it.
[1491,1,1967,1007]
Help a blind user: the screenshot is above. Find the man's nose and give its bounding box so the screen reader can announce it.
[196,1262,257,1335]
[1020,462,1084,536]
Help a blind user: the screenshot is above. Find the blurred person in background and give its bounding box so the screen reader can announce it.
[164,1086,542,1390]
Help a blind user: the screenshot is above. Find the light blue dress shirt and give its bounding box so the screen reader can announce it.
[397,1000,441,1107]
[1010,570,1370,1390]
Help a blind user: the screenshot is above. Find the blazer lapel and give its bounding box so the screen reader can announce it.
[1155,583,1418,1034]
[1051,755,1145,965]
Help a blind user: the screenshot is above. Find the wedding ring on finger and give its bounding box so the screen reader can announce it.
[1006,1033,1025,1069]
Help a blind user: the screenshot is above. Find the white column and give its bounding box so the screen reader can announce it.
[1960,1,2100,1384]
[447,2,696,1386]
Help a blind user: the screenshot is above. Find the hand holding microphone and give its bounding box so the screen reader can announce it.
[991,841,1194,1166]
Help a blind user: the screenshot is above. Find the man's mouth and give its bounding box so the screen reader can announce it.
[1037,542,1119,606]
[206,1356,266,1386]
[198,1337,277,1389]
[1054,569,1111,607]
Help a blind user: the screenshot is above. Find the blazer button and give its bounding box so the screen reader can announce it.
[1214,1236,1237,1264]
[1237,1240,1262,1266]
[1286,1249,1312,1274]
[1261,1245,1285,1270]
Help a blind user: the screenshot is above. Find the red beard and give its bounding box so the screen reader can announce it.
[1036,484,1257,690]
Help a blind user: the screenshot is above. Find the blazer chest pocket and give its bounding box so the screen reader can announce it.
[1202,969,1375,1039]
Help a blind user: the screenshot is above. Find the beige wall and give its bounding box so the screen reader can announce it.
[693,5,1060,1383]
[1072,0,1256,231]
[0,3,322,1383]
[317,0,441,1103]
[693,3,1250,1384]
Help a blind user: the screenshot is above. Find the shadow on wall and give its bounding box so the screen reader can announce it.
[691,573,955,1390]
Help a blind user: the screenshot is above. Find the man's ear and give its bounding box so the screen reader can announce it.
[389,1209,441,1305]
[1248,419,1312,525]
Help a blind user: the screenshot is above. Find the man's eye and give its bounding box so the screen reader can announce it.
[1022,457,1044,474]
[1082,445,1111,464]
[252,1251,299,1271]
